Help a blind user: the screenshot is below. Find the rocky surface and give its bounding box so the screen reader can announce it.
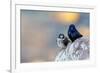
[55,37,89,61]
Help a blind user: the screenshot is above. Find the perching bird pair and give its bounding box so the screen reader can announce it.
[55,24,89,61]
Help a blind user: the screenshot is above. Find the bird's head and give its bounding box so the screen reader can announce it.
[58,33,65,40]
[69,24,77,32]
[57,33,69,49]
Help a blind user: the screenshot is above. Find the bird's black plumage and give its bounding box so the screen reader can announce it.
[63,37,69,47]
[68,24,83,42]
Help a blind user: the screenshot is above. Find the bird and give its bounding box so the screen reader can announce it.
[57,33,70,49]
[55,33,71,61]
[55,25,89,61]
[68,24,83,42]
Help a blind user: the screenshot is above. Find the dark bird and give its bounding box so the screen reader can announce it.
[68,24,83,42]
[57,33,70,49]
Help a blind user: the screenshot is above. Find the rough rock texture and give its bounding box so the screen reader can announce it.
[55,37,89,61]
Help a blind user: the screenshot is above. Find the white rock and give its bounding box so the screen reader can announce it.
[55,43,71,61]
[55,37,89,61]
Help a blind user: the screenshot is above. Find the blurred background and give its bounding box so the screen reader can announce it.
[20,10,90,63]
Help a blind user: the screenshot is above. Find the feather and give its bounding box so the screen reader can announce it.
[68,24,83,42]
